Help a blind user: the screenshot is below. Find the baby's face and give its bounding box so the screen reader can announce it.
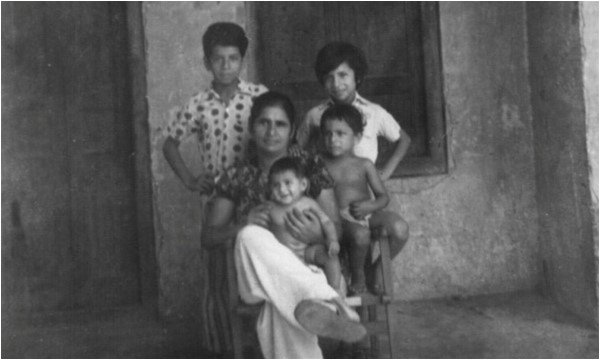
[270,170,307,206]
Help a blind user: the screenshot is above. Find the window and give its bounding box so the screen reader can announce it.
[254,2,447,177]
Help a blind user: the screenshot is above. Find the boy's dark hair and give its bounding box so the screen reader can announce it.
[314,41,368,86]
[202,22,249,58]
[320,103,365,135]
[268,156,307,183]
[249,91,296,135]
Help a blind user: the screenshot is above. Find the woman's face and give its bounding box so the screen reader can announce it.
[252,105,292,155]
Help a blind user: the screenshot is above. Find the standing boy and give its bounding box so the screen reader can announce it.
[297,41,410,290]
[163,22,268,194]
[162,22,267,356]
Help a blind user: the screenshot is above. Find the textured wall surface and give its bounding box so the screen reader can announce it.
[580,2,599,277]
[527,2,597,321]
[386,2,539,300]
[143,2,249,320]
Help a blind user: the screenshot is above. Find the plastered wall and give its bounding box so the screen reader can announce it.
[388,2,539,299]
[580,2,599,285]
[527,2,598,321]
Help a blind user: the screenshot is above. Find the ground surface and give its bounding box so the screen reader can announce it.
[2,291,597,358]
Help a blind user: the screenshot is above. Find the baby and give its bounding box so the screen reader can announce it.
[265,156,343,294]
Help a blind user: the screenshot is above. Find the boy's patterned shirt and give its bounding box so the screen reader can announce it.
[165,79,268,177]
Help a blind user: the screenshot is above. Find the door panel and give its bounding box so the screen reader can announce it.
[2,2,139,312]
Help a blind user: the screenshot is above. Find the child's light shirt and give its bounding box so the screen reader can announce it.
[298,92,401,163]
[165,79,268,177]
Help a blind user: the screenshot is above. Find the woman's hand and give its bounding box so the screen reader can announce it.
[247,203,271,228]
[284,208,324,243]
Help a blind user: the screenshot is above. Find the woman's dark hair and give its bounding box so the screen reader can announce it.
[268,156,307,184]
[314,41,368,86]
[249,91,296,134]
[202,22,249,58]
[320,103,365,135]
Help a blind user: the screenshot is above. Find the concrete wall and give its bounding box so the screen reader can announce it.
[389,2,539,299]
[526,2,597,321]
[580,2,599,291]
[144,2,550,317]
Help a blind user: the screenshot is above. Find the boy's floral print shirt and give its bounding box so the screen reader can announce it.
[165,79,268,177]
[215,146,334,223]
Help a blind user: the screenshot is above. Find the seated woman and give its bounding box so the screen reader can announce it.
[202,91,366,358]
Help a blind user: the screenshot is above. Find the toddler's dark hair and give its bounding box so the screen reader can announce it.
[268,157,307,183]
[314,41,368,86]
[202,22,249,58]
[320,103,365,135]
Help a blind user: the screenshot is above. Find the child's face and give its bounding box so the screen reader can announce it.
[270,170,307,206]
[204,45,244,86]
[324,62,358,104]
[322,118,361,158]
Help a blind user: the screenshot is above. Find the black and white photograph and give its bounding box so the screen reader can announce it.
[2,1,598,358]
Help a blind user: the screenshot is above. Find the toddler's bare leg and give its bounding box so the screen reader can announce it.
[305,244,342,295]
[343,221,371,294]
[369,210,409,259]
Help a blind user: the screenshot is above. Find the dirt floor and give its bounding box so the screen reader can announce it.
[2,291,597,358]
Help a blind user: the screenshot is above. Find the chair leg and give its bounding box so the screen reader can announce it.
[378,234,401,358]
[368,304,380,358]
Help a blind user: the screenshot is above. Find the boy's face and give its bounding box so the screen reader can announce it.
[322,118,361,158]
[204,45,244,86]
[270,170,307,206]
[324,62,358,104]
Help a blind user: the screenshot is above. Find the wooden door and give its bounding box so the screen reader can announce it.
[257,2,429,170]
[2,2,140,312]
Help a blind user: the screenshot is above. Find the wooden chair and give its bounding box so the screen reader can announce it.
[223,228,400,358]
